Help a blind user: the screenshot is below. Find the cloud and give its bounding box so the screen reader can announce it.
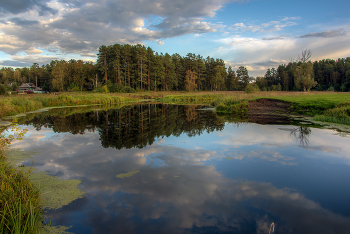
[215,24,350,76]
[0,0,232,65]
[156,40,164,46]
[281,16,301,21]
[262,36,285,40]
[299,30,346,38]
[0,0,57,15]
[8,17,40,26]
[229,19,298,33]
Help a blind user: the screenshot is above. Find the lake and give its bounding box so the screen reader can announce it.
[11,104,350,234]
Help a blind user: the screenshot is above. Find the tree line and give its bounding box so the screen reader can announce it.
[0,45,349,93]
[255,52,350,92]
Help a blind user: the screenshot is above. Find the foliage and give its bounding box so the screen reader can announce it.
[107,82,123,93]
[294,62,317,91]
[245,83,259,93]
[67,82,80,92]
[120,86,136,93]
[0,123,42,233]
[184,70,197,92]
[0,85,8,95]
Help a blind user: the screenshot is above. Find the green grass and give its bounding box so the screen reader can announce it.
[158,93,225,104]
[0,156,42,233]
[210,91,350,125]
[0,93,135,119]
[313,102,350,125]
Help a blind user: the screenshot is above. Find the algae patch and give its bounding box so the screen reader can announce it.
[116,170,139,179]
[29,171,85,210]
[41,225,73,234]
[225,157,233,160]
[7,148,85,210]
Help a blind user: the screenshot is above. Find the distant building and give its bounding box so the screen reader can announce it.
[18,83,44,93]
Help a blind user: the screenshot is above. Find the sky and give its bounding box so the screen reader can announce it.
[0,0,349,76]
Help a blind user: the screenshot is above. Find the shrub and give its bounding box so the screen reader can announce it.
[120,86,136,93]
[0,85,8,95]
[245,83,257,93]
[67,82,80,92]
[107,83,123,93]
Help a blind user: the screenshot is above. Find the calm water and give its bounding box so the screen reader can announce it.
[12,104,350,234]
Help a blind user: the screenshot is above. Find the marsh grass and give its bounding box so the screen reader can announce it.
[313,102,350,125]
[1,123,42,233]
[0,159,42,233]
[0,93,133,119]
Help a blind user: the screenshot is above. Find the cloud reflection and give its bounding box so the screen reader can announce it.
[11,124,350,234]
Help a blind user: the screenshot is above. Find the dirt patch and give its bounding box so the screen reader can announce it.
[248,98,291,115]
[247,99,292,125]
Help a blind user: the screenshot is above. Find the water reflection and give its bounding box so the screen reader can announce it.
[10,104,350,234]
[282,126,312,147]
[18,104,225,149]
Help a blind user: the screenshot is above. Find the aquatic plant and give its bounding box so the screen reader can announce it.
[116,170,139,179]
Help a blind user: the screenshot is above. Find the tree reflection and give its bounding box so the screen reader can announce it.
[289,126,312,147]
[18,104,227,150]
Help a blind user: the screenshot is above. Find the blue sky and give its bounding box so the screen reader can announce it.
[0,0,349,76]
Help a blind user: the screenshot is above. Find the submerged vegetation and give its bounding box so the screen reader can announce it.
[116,170,139,179]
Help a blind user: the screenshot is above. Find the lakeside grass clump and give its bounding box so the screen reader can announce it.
[313,102,350,125]
[0,159,42,233]
[0,125,42,233]
[0,93,134,119]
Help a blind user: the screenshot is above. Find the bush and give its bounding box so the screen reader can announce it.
[0,85,8,95]
[107,83,123,93]
[245,83,259,93]
[11,83,19,92]
[120,86,136,93]
[67,82,80,92]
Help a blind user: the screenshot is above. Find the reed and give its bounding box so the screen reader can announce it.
[0,159,42,233]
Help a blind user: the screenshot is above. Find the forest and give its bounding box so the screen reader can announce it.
[0,44,350,93]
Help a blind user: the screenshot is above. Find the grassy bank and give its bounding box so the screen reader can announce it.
[0,92,135,119]
[209,91,350,125]
[0,125,42,233]
[0,157,42,233]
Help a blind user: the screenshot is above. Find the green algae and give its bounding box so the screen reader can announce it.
[6,148,85,210]
[225,157,233,160]
[41,225,73,234]
[5,148,85,233]
[116,170,139,179]
[29,171,85,210]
